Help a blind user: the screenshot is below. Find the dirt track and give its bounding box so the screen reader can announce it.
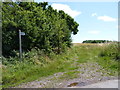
[14,62,118,88]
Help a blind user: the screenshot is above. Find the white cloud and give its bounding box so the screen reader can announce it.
[91,13,97,17]
[97,15,117,22]
[51,3,81,18]
[88,30,100,34]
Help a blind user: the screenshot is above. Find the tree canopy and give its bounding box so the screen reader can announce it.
[2,2,79,57]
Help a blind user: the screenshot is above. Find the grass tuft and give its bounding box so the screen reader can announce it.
[2,43,119,88]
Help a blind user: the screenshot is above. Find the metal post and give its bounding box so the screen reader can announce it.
[19,30,22,61]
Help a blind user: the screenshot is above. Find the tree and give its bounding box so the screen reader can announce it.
[2,2,79,57]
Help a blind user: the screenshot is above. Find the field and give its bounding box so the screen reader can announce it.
[2,43,119,88]
[72,43,111,46]
[72,43,99,46]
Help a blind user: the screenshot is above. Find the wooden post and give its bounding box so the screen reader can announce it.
[19,30,22,61]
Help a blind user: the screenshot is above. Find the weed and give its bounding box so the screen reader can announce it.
[2,43,119,88]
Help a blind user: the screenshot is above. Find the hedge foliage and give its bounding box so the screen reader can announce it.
[2,2,79,57]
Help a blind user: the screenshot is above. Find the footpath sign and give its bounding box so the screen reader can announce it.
[19,30,25,61]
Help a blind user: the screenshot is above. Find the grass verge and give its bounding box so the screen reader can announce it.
[2,43,119,88]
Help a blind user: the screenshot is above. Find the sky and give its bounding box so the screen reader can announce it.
[35,0,118,43]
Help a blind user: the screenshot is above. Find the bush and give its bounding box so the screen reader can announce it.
[2,48,53,66]
[2,2,79,57]
[99,42,120,61]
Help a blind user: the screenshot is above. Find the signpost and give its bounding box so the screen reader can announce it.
[19,30,25,61]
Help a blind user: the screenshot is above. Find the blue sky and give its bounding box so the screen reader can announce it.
[35,1,118,43]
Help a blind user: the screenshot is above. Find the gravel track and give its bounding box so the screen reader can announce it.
[14,62,118,88]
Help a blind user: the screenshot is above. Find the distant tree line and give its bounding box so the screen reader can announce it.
[2,2,79,57]
[82,40,114,43]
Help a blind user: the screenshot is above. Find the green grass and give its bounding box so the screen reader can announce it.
[2,59,72,87]
[2,43,119,88]
[97,43,119,76]
[59,70,80,80]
